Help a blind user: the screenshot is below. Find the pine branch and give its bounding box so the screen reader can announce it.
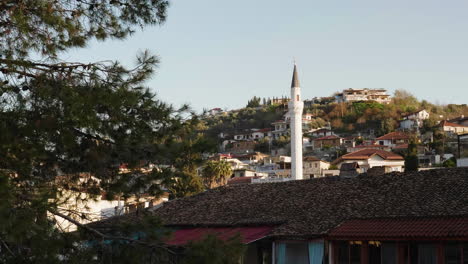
[0,236,15,256]
[48,209,175,255]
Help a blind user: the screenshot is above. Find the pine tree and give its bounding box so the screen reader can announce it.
[0,1,239,263]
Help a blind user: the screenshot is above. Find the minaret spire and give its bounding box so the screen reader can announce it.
[288,62,304,180]
[291,63,300,88]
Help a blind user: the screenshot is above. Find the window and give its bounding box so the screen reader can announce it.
[350,244,360,264]
[336,242,361,264]
[381,243,397,264]
[369,242,381,264]
[297,95,300,101]
[445,243,461,264]
[418,244,437,264]
[337,242,349,264]
[463,243,468,264]
[276,242,309,264]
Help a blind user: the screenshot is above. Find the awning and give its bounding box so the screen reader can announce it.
[328,216,468,241]
[166,226,274,246]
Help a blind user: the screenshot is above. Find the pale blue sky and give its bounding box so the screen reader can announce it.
[65,0,468,112]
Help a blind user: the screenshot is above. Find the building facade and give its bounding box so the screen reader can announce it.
[334,88,391,104]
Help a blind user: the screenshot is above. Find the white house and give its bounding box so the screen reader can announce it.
[334,88,391,104]
[399,110,430,130]
[207,108,224,116]
[332,148,405,173]
[309,128,335,137]
[303,156,330,179]
[251,128,273,140]
[440,120,468,136]
[376,131,410,148]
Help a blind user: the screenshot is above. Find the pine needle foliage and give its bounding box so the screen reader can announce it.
[0,1,238,263]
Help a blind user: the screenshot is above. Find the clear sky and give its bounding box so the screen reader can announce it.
[64,0,468,112]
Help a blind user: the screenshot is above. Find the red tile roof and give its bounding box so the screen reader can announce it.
[328,216,468,241]
[376,131,410,140]
[354,144,387,149]
[166,226,274,246]
[440,120,468,128]
[303,156,323,162]
[339,149,404,161]
[227,176,262,185]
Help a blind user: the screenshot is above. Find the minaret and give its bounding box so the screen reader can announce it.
[288,63,304,180]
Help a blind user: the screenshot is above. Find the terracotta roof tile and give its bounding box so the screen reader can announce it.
[92,168,468,239]
[328,216,468,240]
[340,149,403,160]
[440,120,468,128]
[376,131,410,140]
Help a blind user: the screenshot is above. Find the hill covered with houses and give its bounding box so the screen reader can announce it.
[201,88,468,181]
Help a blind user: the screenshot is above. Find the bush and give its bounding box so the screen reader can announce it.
[405,155,419,172]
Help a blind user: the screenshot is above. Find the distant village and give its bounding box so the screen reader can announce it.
[206,87,468,185]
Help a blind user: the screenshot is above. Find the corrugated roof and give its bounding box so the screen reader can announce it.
[328,216,468,240]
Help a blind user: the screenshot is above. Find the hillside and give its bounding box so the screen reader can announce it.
[203,90,468,140]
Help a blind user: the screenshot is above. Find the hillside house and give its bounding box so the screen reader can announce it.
[376,131,410,148]
[93,169,468,264]
[232,168,268,178]
[309,128,335,137]
[313,135,343,150]
[334,88,391,104]
[233,152,269,164]
[449,115,468,127]
[346,144,391,153]
[332,148,405,173]
[206,108,224,116]
[342,136,358,148]
[227,140,257,154]
[440,120,468,136]
[251,128,273,140]
[399,109,430,130]
[303,156,330,178]
[233,131,253,141]
[271,120,289,139]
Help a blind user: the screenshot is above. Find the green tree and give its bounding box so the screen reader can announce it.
[254,137,271,153]
[272,135,290,148]
[405,142,419,171]
[202,160,233,189]
[442,157,456,168]
[182,234,246,264]
[246,96,261,108]
[0,1,216,263]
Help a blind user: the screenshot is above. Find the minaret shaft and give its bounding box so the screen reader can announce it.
[288,64,303,180]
